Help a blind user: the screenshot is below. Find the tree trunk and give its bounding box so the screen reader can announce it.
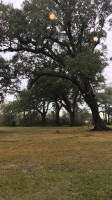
[103,111,105,120]
[56,111,60,126]
[41,113,46,126]
[107,107,110,123]
[84,92,110,131]
[23,110,25,119]
[71,76,111,131]
[55,101,60,126]
[69,111,75,126]
[56,109,60,126]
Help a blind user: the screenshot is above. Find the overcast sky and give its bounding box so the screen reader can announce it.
[1,0,112,102]
[3,0,24,8]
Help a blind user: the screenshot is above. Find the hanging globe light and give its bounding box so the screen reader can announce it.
[99,85,102,89]
[93,36,98,42]
[49,12,55,20]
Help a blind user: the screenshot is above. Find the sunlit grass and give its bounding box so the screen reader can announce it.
[0,126,112,200]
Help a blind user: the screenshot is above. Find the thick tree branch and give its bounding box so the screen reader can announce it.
[65,22,75,54]
[47,36,74,57]
[0,46,43,54]
[30,71,71,87]
[77,19,85,52]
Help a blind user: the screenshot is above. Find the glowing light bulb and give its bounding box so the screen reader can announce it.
[49,12,55,20]
[93,36,98,42]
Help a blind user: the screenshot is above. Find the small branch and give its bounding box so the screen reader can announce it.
[54,0,61,6]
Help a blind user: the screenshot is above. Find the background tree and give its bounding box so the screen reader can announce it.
[76,108,92,126]
[97,86,112,124]
[0,56,19,101]
[28,76,63,126]
[28,76,81,126]
[58,85,80,126]
[3,101,19,126]
[18,89,50,126]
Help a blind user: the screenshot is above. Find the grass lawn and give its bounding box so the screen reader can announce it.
[0,126,112,200]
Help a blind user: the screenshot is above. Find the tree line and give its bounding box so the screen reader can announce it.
[0,76,92,126]
[0,78,112,127]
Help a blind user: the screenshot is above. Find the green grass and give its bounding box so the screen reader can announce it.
[0,126,112,200]
[0,140,20,143]
[84,134,92,137]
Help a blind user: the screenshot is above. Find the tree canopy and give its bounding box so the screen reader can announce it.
[0,0,112,130]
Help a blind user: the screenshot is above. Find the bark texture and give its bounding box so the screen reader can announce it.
[69,112,75,126]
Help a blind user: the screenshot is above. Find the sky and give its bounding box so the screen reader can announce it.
[2,0,24,9]
[1,0,112,101]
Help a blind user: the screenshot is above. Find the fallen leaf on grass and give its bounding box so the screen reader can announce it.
[45,182,50,185]
[89,170,92,173]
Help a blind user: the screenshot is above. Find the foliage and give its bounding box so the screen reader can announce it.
[28,76,81,126]
[0,0,111,84]
[0,57,19,101]
[19,112,42,126]
[96,86,112,123]
[3,103,16,126]
[75,108,92,126]
[0,0,112,130]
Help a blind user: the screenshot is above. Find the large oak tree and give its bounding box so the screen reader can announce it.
[0,0,112,130]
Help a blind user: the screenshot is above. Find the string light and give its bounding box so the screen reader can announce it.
[83,92,89,96]
[49,12,55,20]
[99,85,102,89]
[93,36,98,42]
